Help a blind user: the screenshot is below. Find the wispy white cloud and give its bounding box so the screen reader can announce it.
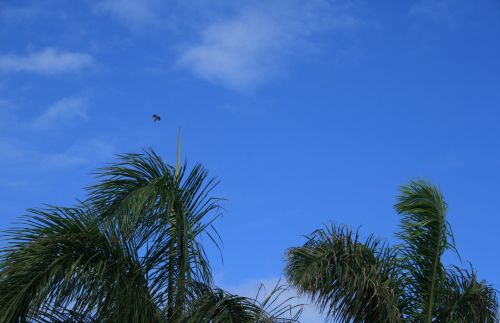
[177,1,357,91]
[0,97,113,176]
[38,139,115,169]
[33,97,89,129]
[90,0,215,30]
[93,0,162,27]
[88,0,358,90]
[0,48,94,74]
[0,137,114,171]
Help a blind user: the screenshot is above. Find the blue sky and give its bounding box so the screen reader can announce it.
[1,0,500,321]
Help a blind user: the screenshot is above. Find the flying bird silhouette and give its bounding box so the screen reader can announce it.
[152,114,161,122]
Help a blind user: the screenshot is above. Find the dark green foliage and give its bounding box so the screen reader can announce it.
[286,180,498,322]
[0,149,300,322]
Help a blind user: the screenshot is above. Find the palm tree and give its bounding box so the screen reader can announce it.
[0,149,300,322]
[285,180,498,322]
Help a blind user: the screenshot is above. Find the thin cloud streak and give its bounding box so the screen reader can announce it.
[93,0,162,27]
[0,48,94,74]
[38,139,115,169]
[0,137,114,170]
[33,97,89,130]
[0,98,113,174]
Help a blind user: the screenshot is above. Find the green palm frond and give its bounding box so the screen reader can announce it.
[436,266,498,322]
[0,206,161,323]
[87,150,221,271]
[4,148,496,322]
[285,179,498,322]
[31,308,95,323]
[395,180,456,322]
[85,149,222,318]
[1,149,299,322]
[255,280,303,322]
[285,225,403,322]
[183,283,266,323]
[183,281,301,323]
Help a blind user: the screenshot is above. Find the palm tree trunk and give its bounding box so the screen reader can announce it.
[425,243,442,323]
[174,206,189,320]
[166,237,176,319]
[423,201,446,323]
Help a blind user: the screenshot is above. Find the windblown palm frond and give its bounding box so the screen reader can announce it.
[87,150,220,277]
[85,149,222,319]
[436,266,498,322]
[183,283,269,323]
[183,281,301,323]
[0,149,301,323]
[0,206,161,323]
[255,280,303,322]
[27,308,96,323]
[395,180,456,322]
[285,225,403,322]
[285,180,498,322]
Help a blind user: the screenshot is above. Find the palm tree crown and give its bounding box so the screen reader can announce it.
[0,149,299,322]
[285,180,498,322]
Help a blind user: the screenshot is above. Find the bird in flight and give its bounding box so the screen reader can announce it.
[152,114,161,122]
